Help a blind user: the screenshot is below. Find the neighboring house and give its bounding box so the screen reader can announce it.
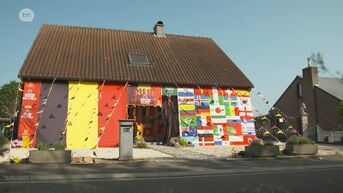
[272,65,343,142]
[16,21,256,149]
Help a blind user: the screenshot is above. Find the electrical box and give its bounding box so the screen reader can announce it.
[119,119,134,160]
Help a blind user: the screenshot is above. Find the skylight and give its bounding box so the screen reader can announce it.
[129,53,150,65]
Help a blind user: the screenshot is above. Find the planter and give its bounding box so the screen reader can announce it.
[29,150,71,163]
[245,145,279,157]
[285,144,318,155]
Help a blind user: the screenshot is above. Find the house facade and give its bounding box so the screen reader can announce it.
[16,22,256,149]
[273,65,343,142]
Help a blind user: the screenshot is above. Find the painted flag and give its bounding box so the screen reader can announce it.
[210,105,226,116]
[196,116,208,126]
[195,107,211,116]
[235,89,250,97]
[194,87,213,96]
[177,88,194,99]
[238,97,252,111]
[227,116,242,123]
[227,123,243,142]
[230,96,238,107]
[194,95,210,107]
[241,122,256,135]
[179,104,196,116]
[181,126,198,137]
[178,97,195,105]
[180,116,197,127]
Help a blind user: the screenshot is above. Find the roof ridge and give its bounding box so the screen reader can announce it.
[41,23,212,40]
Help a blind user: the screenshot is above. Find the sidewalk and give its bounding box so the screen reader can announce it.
[1,155,343,182]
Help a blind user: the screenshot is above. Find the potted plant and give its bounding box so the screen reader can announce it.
[29,142,71,163]
[285,135,318,155]
[244,139,279,158]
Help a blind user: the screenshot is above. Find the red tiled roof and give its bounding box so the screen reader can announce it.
[19,24,253,88]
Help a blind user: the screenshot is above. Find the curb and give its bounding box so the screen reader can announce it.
[2,164,343,182]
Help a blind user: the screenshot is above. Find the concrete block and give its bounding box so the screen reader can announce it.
[245,145,279,157]
[285,144,318,155]
[29,150,71,163]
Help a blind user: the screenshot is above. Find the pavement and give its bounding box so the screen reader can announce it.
[1,155,343,193]
[1,144,343,193]
[1,154,343,181]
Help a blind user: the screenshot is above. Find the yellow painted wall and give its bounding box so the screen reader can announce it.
[66,82,98,149]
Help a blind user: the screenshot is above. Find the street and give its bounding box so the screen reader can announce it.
[1,156,343,193]
[1,167,343,193]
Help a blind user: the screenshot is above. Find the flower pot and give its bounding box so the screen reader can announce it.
[245,145,279,157]
[285,144,318,155]
[29,150,71,163]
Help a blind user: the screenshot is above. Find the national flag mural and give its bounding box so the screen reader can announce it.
[177,86,256,146]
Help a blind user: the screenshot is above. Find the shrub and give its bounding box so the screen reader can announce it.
[179,138,187,146]
[287,135,314,145]
[0,134,9,148]
[264,141,274,146]
[135,142,147,148]
[52,142,66,150]
[249,139,264,146]
[37,143,49,150]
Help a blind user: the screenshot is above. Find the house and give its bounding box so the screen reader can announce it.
[16,21,256,149]
[272,63,343,142]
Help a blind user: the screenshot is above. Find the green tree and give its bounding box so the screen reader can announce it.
[0,81,18,118]
[339,102,343,117]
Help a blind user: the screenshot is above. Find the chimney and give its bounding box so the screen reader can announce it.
[153,21,165,37]
[302,65,319,86]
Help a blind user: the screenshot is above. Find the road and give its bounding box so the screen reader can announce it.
[1,156,343,193]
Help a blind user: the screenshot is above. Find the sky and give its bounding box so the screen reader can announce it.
[0,0,342,114]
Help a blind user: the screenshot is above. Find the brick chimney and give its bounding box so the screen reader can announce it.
[302,66,319,86]
[153,21,165,37]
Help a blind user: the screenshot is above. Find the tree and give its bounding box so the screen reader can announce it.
[339,102,343,117]
[311,52,343,117]
[0,81,18,118]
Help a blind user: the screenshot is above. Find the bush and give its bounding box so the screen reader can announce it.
[37,143,49,150]
[264,141,274,146]
[135,142,147,148]
[287,135,314,145]
[179,138,187,146]
[0,134,9,148]
[249,139,264,146]
[52,142,66,150]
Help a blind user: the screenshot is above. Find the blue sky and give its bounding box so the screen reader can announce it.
[1,0,342,113]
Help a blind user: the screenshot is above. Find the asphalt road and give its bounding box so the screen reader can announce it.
[1,166,343,193]
[1,156,343,193]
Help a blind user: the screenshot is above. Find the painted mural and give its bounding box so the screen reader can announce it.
[18,81,256,148]
[177,87,256,146]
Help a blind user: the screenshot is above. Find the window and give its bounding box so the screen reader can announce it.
[297,83,302,98]
[129,53,150,65]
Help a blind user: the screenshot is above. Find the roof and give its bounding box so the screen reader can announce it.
[317,77,343,100]
[19,24,253,88]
